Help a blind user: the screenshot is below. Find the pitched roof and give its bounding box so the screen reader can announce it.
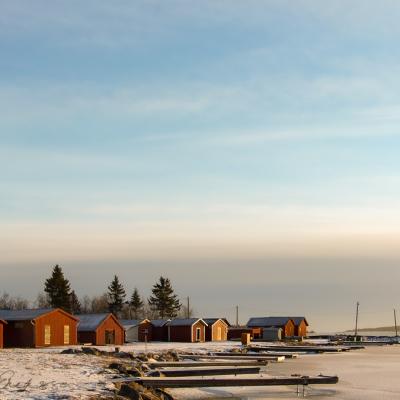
[119,319,146,328]
[247,317,294,327]
[203,318,229,326]
[150,319,170,327]
[167,318,208,327]
[0,308,54,321]
[77,314,111,331]
[290,317,309,326]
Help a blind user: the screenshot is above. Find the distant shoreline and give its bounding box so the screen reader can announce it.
[345,326,398,333]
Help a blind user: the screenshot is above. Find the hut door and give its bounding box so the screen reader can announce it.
[105,330,115,344]
[217,326,222,340]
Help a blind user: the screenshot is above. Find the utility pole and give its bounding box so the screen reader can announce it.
[354,301,360,341]
[394,309,398,337]
[187,297,190,319]
[236,305,239,327]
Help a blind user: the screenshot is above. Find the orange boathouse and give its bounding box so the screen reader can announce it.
[247,317,296,339]
[77,314,124,345]
[0,308,78,347]
[291,317,309,337]
[204,318,229,341]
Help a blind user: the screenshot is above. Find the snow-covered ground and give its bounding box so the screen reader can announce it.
[1,342,400,399]
[0,342,243,399]
[0,348,116,399]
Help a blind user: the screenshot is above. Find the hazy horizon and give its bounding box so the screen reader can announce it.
[2,1,400,332]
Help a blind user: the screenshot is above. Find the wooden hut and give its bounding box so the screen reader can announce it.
[247,317,295,339]
[120,319,150,342]
[149,319,170,341]
[0,308,78,348]
[203,318,229,341]
[77,314,124,345]
[0,320,6,349]
[167,318,207,342]
[227,327,262,340]
[291,317,309,337]
[262,327,282,341]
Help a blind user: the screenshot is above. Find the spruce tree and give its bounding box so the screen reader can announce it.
[107,275,126,316]
[44,265,71,311]
[130,288,144,319]
[148,276,181,318]
[69,290,82,314]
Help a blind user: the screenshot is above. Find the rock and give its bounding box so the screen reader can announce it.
[61,348,80,354]
[116,351,135,359]
[119,384,141,400]
[137,353,148,362]
[140,364,151,373]
[126,367,143,377]
[147,370,162,377]
[81,347,102,356]
[109,362,128,374]
[141,392,161,400]
[169,351,179,361]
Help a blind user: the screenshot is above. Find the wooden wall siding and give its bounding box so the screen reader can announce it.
[1,310,77,348]
[138,321,152,342]
[78,331,96,344]
[34,311,78,347]
[283,320,295,338]
[95,316,124,346]
[151,326,168,342]
[294,321,307,337]
[169,322,205,342]
[205,320,228,341]
[3,321,35,347]
[0,322,4,349]
[192,321,206,342]
[168,325,190,342]
[125,326,138,342]
[228,327,261,340]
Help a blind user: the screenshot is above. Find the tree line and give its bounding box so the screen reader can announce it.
[1,265,192,319]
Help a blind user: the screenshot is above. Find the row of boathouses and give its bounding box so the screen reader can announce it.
[0,308,308,348]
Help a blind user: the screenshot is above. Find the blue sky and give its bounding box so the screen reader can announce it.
[2,1,400,330]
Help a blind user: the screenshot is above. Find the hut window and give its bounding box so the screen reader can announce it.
[44,325,51,345]
[63,325,70,344]
[196,327,201,341]
[14,322,24,329]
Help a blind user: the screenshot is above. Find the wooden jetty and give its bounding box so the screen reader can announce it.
[342,341,385,347]
[180,354,285,362]
[146,360,269,368]
[149,366,261,377]
[212,351,299,359]
[249,345,350,353]
[126,375,339,388]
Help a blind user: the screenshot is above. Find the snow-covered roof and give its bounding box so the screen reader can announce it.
[77,314,111,331]
[0,308,54,321]
[150,319,170,327]
[247,317,294,327]
[203,318,230,326]
[167,318,208,327]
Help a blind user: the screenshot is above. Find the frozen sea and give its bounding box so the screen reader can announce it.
[170,345,400,399]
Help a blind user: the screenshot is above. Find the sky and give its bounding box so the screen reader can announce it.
[1,1,400,331]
